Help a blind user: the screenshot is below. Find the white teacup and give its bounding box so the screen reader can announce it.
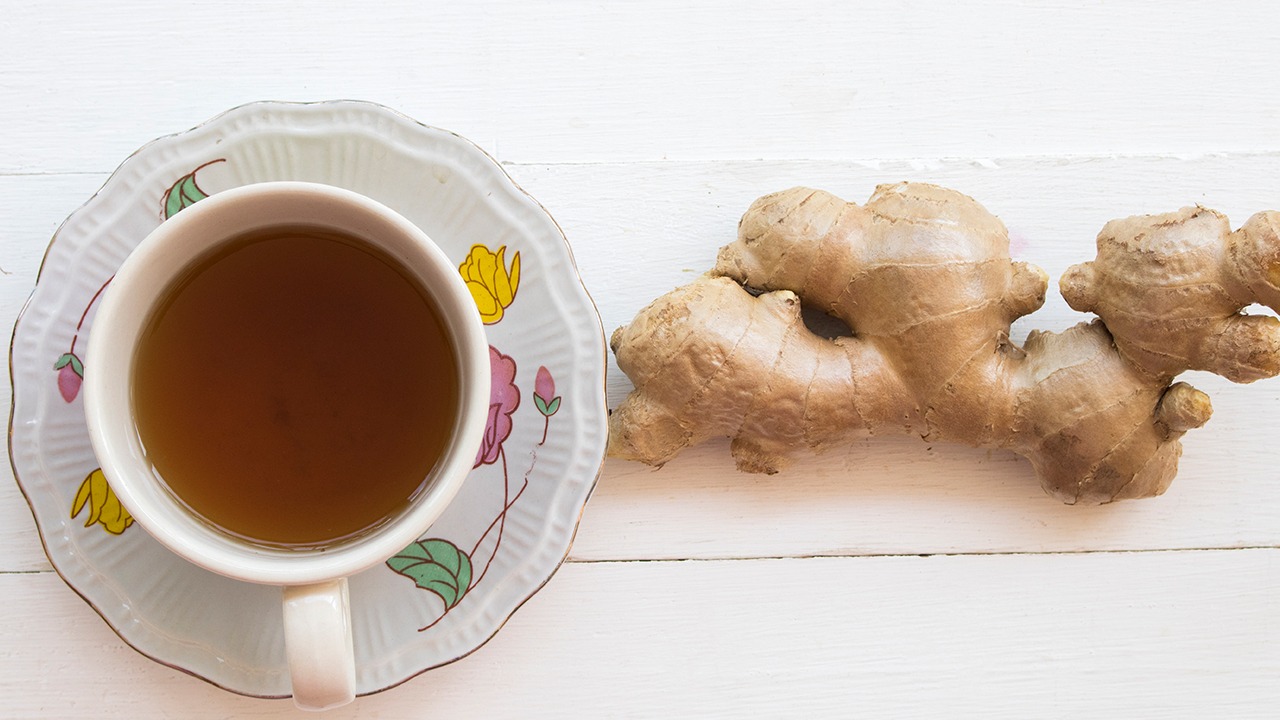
[83,182,490,710]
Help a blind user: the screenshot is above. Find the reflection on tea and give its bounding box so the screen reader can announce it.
[133,226,459,547]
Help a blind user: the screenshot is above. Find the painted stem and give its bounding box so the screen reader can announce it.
[68,275,114,354]
[417,474,529,633]
[470,447,511,590]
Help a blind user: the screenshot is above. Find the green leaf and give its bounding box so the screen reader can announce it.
[180,175,207,205]
[386,538,473,609]
[534,394,562,417]
[164,172,209,219]
[164,180,185,219]
[53,353,84,377]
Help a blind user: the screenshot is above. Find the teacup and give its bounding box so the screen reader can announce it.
[83,182,490,710]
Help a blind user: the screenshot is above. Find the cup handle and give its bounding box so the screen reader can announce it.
[282,578,356,711]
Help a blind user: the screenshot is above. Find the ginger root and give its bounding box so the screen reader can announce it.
[608,183,1280,503]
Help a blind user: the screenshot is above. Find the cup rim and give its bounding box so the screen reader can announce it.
[83,181,490,585]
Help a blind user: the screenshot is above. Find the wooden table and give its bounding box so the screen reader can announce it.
[3,2,1277,717]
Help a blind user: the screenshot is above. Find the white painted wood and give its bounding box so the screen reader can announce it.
[512,153,1280,561]
[3,1,1280,173]
[6,154,1280,572]
[2,551,1276,719]
[4,0,1280,715]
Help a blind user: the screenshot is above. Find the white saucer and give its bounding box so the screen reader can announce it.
[10,101,608,698]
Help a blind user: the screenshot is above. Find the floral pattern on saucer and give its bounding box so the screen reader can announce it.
[10,101,607,698]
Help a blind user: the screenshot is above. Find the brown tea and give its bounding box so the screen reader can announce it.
[132,225,459,548]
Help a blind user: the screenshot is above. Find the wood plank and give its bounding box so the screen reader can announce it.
[520,153,1280,560]
[2,550,1276,718]
[5,151,1280,571]
[2,1,1279,173]
[5,3,1278,718]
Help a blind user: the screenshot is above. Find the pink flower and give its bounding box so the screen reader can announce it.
[54,352,84,403]
[475,346,520,467]
[533,365,561,417]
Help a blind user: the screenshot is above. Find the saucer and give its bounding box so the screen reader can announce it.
[9,101,608,697]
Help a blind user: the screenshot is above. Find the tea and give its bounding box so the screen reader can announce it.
[132,225,459,547]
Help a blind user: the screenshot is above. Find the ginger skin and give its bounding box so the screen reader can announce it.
[608,183,1280,503]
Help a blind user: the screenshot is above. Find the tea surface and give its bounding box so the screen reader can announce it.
[133,226,459,547]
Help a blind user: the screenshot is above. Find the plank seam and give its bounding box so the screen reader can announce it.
[563,544,1280,564]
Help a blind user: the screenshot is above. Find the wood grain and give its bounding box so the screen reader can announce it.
[510,153,1280,561]
[3,0,1279,715]
[3,551,1276,719]
[8,154,1280,570]
[2,1,1279,173]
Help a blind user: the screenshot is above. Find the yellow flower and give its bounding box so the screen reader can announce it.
[460,244,521,324]
[71,468,134,535]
